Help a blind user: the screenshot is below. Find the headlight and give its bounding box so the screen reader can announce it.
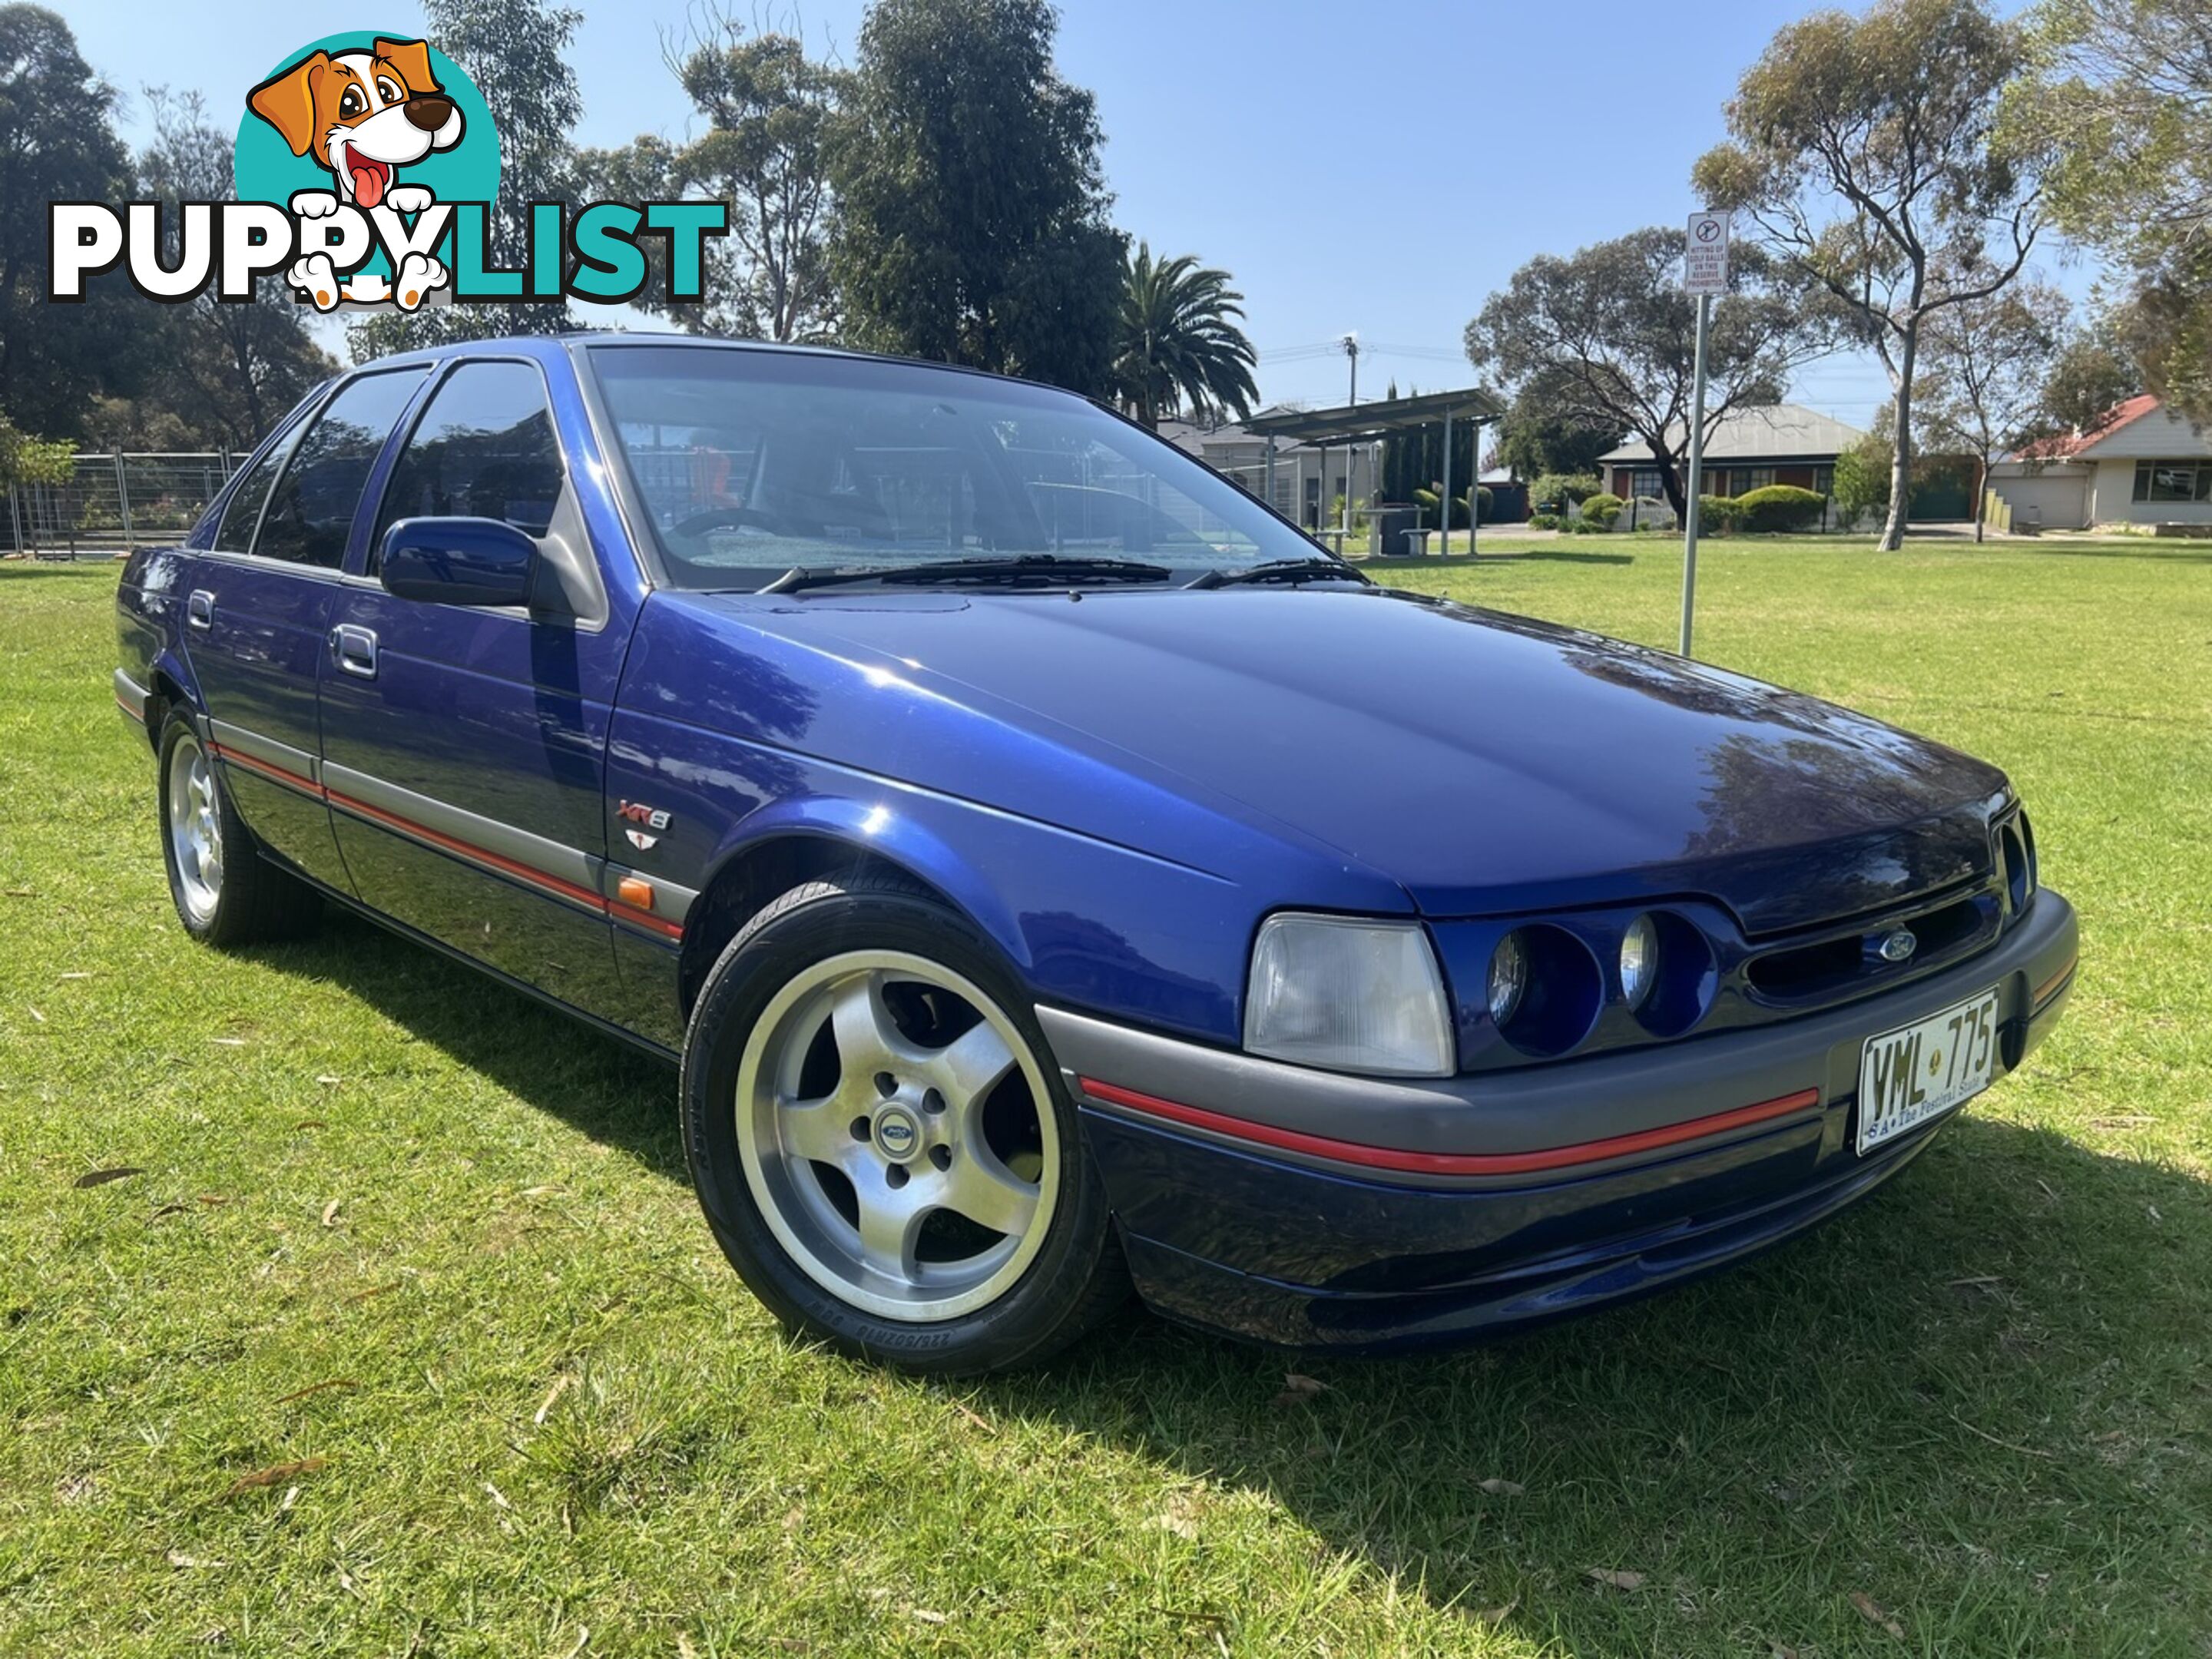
[1246,913,1455,1077]
[1620,913,1657,1009]
[1488,932,1528,1026]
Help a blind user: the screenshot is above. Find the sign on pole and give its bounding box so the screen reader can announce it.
[1678,211,1729,656]
[1684,211,1730,296]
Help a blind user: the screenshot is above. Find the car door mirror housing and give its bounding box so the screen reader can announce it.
[379,517,539,608]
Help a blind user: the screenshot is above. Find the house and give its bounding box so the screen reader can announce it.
[1989,396,2211,531]
[1158,414,1378,529]
[1598,404,1862,502]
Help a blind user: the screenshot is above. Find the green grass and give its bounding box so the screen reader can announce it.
[3,538,2209,1656]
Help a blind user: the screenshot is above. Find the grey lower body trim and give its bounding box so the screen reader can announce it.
[1041,891,2077,1161]
[211,719,318,785]
[114,669,149,720]
[323,760,601,893]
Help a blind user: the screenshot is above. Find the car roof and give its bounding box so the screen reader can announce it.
[358,329,1090,402]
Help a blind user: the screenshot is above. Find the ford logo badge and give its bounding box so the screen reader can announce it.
[1876,928,1918,964]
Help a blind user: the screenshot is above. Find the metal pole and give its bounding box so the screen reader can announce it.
[1679,292,1713,657]
[1471,421,1481,557]
[1439,412,1452,558]
[1265,436,1276,516]
[1340,337,1357,539]
[111,452,134,550]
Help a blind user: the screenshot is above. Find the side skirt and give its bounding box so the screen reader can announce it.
[276,856,682,1068]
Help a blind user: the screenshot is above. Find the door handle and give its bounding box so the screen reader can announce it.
[187,589,214,631]
[331,624,379,679]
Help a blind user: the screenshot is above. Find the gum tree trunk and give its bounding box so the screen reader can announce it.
[1878,322,1918,551]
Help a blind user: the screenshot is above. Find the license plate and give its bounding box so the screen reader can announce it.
[1856,988,2000,1154]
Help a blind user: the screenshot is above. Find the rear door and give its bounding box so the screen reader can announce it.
[184,369,429,891]
[316,356,637,1021]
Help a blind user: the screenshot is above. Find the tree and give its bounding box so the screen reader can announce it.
[348,0,582,359]
[1917,276,2066,540]
[1464,227,1835,517]
[2035,322,2141,437]
[1694,0,2045,550]
[1489,373,1618,480]
[587,15,846,342]
[2004,0,2212,424]
[1112,243,1257,428]
[132,90,336,449]
[0,5,150,439]
[1831,425,1893,529]
[825,0,1124,396]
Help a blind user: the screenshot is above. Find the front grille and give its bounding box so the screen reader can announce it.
[1743,886,2000,1008]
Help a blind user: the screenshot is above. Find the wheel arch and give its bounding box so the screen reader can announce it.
[677,815,1030,1021]
[143,653,201,753]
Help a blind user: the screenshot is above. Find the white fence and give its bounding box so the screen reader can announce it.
[6,452,240,560]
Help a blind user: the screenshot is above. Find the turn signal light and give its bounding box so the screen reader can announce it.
[617,876,655,912]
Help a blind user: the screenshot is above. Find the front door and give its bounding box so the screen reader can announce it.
[316,357,633,1022]
[184,369,429,891]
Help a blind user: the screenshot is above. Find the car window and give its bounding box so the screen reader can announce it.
[369,360,565,573]
[252,368,428,569]
[211,433,295,554]
[587,346,1288,589]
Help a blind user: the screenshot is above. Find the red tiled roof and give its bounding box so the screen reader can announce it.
[2016,393,2158,459]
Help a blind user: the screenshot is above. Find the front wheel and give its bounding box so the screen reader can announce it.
[680,873,1126,1373]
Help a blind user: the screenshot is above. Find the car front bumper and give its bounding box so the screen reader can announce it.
[1038,890,2078,1352]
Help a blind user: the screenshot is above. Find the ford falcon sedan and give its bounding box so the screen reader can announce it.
[114,335,2078,1374]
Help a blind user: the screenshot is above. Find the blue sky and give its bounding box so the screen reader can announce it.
[73,0,2091,423]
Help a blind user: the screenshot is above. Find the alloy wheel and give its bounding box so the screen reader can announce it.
[166,734,224,924]
[734,949,1060,1322]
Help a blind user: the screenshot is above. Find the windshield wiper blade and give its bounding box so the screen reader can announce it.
[1184,556,1370,590]
[761,555,1173,594]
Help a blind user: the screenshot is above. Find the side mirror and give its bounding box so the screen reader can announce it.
[379,516,538,608]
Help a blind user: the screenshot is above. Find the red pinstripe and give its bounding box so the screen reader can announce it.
[1078,1076,1824,1177]
[204,740,683,940]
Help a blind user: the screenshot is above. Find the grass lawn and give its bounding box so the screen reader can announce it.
[3,537,2209,1656]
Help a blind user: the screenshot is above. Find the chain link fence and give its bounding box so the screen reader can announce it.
[5,452,240,560]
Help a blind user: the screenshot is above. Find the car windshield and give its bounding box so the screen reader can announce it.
[587,343,1313,589]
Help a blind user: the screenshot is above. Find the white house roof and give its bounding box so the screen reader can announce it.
[1598,403,1866,465]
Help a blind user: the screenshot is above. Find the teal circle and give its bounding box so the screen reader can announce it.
[233,31,499,276]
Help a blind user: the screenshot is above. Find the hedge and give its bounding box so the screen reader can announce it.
[1730,484,1827,533]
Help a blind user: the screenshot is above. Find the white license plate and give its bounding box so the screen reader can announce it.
[1856,988,2001,1154]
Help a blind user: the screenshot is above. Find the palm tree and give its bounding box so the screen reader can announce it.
[1114,243,1260,429]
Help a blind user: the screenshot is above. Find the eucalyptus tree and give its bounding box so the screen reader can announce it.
[1693,0,2044,549]
[826,0,1124,396]
[1464,227,1836,517]
[2004,0,2211,424]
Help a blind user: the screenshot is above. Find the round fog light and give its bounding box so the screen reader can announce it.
[1620,913,1658,1009]
[1487,932,1527,1027]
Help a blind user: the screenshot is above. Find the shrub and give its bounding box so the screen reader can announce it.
[1472,485,1493,525]
[1732,484,1827,533]
[1528,512,1564,531]
[1580,492,1624,530]
[1697,495,1740,533]
[1560,517,1609,535]
[1832,436,1891,528]
[1528,472,1601,515]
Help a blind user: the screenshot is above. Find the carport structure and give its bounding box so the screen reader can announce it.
[1243,386,1505,555]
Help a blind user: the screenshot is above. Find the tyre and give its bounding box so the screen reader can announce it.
[681,870,1127,1373]
[156,712,320,946]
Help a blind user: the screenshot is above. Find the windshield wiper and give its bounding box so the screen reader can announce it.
[1184,556,1371,590]
[760,554,1174,594]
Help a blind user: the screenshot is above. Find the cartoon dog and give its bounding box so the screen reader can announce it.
[247,38,463,311]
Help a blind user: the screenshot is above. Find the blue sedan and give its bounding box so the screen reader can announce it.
[114,336,2078,1373]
